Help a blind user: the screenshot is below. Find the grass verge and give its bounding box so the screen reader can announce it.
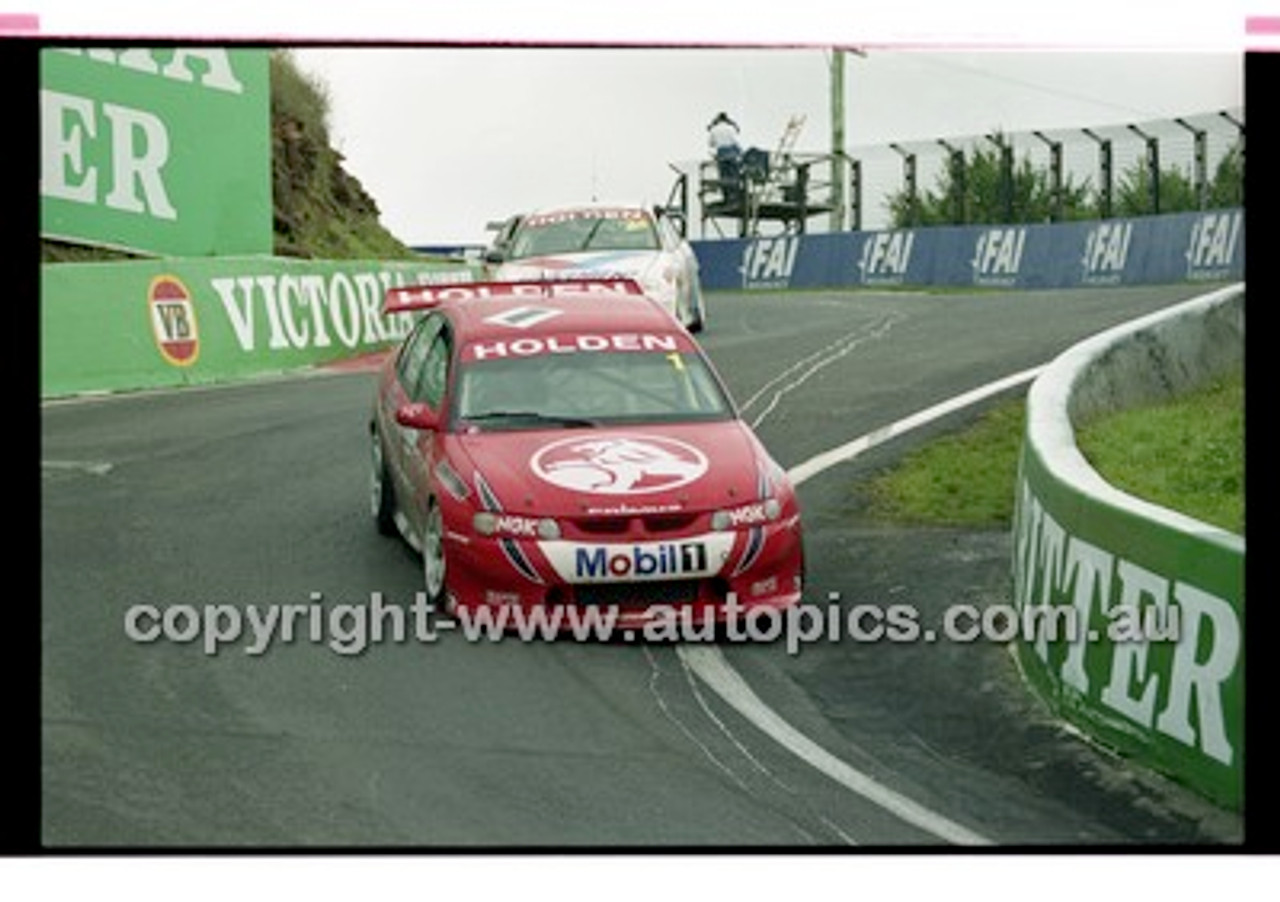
[1075,374,1243,534]
[860,375,1243,534]
[859,397,1027,527]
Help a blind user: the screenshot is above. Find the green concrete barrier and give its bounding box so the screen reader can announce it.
[40,256,483,398]
[1012,284,1244,810]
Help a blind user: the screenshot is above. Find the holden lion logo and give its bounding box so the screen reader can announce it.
[147,275,200,367]
[531,435,709,495]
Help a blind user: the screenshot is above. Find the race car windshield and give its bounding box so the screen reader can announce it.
[454,350,734,430]
[508,214,660,258]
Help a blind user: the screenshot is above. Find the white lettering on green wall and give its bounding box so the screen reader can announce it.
[57,48,245,94]
[1013,475,1240,766]
[209,271,454,353]
[40,90,177,221]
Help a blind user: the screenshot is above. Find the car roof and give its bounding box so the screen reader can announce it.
[444,290,682,347]
[520,202,654,220]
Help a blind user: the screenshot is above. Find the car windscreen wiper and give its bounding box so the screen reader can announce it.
[463,411,600,428]
[577,219,605,252]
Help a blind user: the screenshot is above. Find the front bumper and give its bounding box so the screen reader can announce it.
[443,517,804,632]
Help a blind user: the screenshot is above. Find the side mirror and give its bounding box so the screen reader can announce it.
[395,402,440,431]
[483,248,506,265]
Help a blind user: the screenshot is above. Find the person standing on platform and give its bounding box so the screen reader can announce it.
[707,112,743,203]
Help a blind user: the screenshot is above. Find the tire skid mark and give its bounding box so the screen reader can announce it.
[741,313,906,429]
[642,647,824,845]
[675,650,861,846]
[41,459,114,477]
[676,651,785,788]
[738,320,881,412]
[679,644,992,845]
[642,646,752,795]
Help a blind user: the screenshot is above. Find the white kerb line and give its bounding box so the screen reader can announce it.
[679,364,1048,845]
[787,365,1046,487]
[680,645,991,845]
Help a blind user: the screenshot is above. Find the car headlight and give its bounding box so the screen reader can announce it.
[711,499,782,531]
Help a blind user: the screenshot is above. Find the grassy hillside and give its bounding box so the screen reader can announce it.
[269,51,417,260]
[41,50,418,263]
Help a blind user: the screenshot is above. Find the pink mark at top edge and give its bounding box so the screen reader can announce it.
[0,13,38,33]
[1246,15,1280,34]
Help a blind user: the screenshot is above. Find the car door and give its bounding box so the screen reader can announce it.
[400,319,455,535]
[655,209,700,321]
[383,313,443,511]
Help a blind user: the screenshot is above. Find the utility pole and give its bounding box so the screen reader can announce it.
[830,48,845,232]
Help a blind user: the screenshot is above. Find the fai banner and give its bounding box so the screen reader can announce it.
[40,47,272,257]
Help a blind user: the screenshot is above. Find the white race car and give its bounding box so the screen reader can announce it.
[486,203,707,333]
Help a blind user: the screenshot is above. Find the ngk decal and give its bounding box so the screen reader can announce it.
[148,274,199,366]
[531,435,708,495]
[491,515,540,537]
[724,502,771,527]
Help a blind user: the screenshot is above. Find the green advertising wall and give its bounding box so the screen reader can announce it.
[40,47,272,257]
[41,257,483,398]
[1011,286,1244,810]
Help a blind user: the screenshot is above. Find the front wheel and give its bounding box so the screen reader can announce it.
[687,282,706,334]
[422,500,447,607]
[369,427,397,536]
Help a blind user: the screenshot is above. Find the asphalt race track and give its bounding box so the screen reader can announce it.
[41,283,1243,847]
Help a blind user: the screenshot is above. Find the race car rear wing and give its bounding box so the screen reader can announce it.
[384,277,645,315]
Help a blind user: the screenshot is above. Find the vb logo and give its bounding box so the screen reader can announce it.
[148,275,200,367]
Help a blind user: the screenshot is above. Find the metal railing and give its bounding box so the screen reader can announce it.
[666,108,1243,238]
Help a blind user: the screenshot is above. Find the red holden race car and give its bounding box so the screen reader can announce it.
[367,278,803,633]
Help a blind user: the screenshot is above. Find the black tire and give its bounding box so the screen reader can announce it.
[422,500,447,607]
[688,283,706,334]
[369,426,397,536]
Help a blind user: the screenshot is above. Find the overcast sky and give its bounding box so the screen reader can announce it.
[292,47,1243,245]
[22,1,1252,244]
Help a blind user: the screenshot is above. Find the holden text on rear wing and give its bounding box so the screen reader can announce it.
[383,278,645,314]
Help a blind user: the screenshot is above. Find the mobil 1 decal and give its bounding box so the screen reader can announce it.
[148,274,200,366]
[531,434,708,495]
